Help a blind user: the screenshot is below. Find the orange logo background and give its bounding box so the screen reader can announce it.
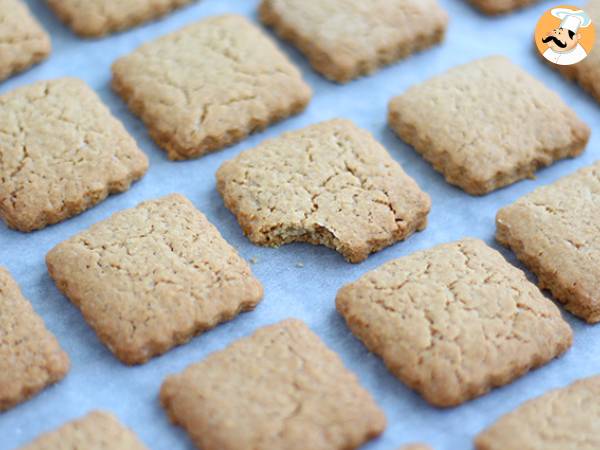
[534,5,596,57]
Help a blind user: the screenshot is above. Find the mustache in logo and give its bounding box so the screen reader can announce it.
[542,35,568,48]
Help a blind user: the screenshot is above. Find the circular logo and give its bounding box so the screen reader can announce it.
[535,5,595,66]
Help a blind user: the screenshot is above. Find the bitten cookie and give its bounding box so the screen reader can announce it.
[19,411,148,449]
[0,78,148,232]
[47,0,195,37]
[336,238,572,407]
[388,56,590,195]
[496,161,600,323]
[217,119,430,263]
[112,14,312,160]
[0,267,69,412]
[259,0,448,83]
[555,1,600,103]
[46,194,263,365]
[475,376,600,450]
[0,0,50,81]
[468,0,540,14]
[160,319,386,450]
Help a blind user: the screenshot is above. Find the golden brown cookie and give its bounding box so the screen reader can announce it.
[47,0,195,37]
[496,160,600,323]
[112,14,311,160]
[19,411,148,449]
[554,1,600,103]
[468,0,540,14]
[160,319,386,450]
[475,376,600,450]
[336,238,572,407]
[0,78,148,232]
[0,267,69,412]
[259,0,448,83]
[0,0,50,81]
[216,119,430,263]
[388,56,590,195]
[46,194,263,365]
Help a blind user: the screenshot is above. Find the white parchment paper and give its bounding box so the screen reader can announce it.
[1,0,598,449]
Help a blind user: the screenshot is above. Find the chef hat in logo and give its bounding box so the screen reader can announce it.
[551,8,592,33]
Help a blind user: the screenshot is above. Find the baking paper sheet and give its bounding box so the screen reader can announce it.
[1,0,599,448]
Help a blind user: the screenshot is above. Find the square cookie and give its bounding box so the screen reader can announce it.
[336,238,572,407]
[20,411,148,449]
[468,0,540,14]
[216,119,431,263]
[260,0,448,83]
[0,0,50,81]
[46,194,264,365]
[475,376,600,450]
[160,319,386,450]
[555,1,600,103]
[0,78,148,232]
[388,56,590,195]
[112,14,312,160]
[0,267,69,412]
[47,0,195,37]
[496,161,600,323]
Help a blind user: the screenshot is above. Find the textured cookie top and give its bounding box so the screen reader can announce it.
[0,78,148,232]
[217,119,430,263]
[260,0,447,82]
[46,194,263,365]
[160,319,386,450]
[496,161,600,323]
[475,376,600,450]
[389,56,590,194]
[0,267,69,412]
[112,14,312,160]
[47,0,194,37]
[20,411,148,449]
[0,0,50,81]
[336,238,572,407]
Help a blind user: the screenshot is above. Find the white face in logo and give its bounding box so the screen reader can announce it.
[542,27,581,53]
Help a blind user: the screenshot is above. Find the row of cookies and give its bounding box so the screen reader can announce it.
[6,135,599,369]
[0,15,591,225]
[12,377,600,450]
[5,0,600,111]
[1,53,597,313]
[4,246,600,450]
[0,0,526,84]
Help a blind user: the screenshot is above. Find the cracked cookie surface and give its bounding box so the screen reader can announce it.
[20,411,148,449]
[0,78,148,232]
[46,194,264,365]
[259,0,447,83]
[468,0,540,14]
[388,56,590,195]
[216,119,430,263]
[475,376,600,450]
[160,319,386,450]
[0,0,50,81]
[47,0,195,37]
[112,14,312,160]
[0,267,69,412]
[336,238,572,407]
[497,161,600,323]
